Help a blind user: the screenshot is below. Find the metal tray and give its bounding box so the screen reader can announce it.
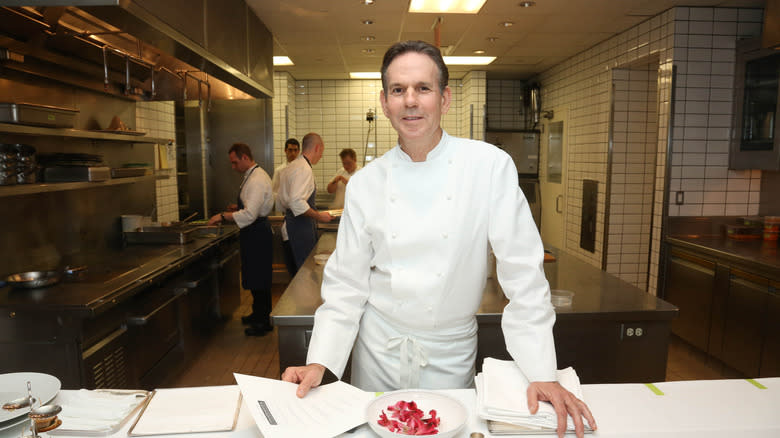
[123,226,198,245]
[42,166,110,182]
[47,390,151,436]
[0,102,79,128]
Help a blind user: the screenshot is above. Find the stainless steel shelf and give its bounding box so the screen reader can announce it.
[0,174,163,198]
[0,122,170,144]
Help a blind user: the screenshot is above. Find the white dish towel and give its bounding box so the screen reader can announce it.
[476,358,585,430]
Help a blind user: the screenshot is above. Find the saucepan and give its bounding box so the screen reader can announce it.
[4,266,88,289]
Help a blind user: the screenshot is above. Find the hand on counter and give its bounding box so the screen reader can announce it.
[207,212,231,226]
[527,381,597,438]
[281,363,326,398]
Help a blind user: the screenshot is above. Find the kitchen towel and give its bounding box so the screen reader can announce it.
[476,357,587,431]
[50,389,147,435]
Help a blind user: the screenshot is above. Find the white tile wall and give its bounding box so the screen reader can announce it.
[136,101,178,223]
[536,6,762,295]
[608,66,658,290]
[271,73,482,189]
[487,79,526,130]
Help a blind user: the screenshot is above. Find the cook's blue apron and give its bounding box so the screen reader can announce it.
[238,165,272,292]
[285,160,317,268]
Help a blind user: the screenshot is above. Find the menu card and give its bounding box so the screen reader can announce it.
[234,373,374,438]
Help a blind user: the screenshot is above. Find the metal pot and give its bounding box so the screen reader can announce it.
[0,169,19,186]
[16,166,37,184]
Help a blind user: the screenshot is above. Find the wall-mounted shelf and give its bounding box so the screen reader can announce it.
[0,122,171,144]
[0,174,165,198]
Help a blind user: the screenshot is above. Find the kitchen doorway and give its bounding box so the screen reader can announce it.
[540,108,568,250]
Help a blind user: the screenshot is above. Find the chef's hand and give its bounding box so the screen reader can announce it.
[207,213,222,226]
[527,381,596,438]
[281,363,326,398]
[318,211,333,223]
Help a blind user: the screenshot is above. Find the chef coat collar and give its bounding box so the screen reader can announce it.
[239,163,258,189]
[397,130,450,163]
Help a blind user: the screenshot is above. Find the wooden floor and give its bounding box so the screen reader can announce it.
[169,283,742,387]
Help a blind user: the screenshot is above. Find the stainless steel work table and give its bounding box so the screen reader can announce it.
[272,233,678,384]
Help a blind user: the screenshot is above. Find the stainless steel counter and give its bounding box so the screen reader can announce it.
[272,233,677,325]
[0,225,239,317]
[271,233,678,384]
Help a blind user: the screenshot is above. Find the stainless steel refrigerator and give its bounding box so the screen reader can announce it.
[485,130,541,229]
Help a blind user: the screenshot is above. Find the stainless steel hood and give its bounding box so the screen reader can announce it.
[0,0,273,100]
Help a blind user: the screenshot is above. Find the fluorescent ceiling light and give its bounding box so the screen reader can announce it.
[443,56,496,65]
[273,56,293,66]
[409,0,487,14]
[350,72,381,79]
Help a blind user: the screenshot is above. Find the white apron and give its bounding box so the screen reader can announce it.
[349,141,479,392]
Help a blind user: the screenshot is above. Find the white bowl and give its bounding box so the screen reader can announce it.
[366,390,467,438]
[551,289,574,308]
[313,254,330,265]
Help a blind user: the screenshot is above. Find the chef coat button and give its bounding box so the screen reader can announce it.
[390,195,396,202]
[448,159,453,164]
[442,233,448,239]
[446,194,452,200]
[437,272,442,277]
[392,233,397,239]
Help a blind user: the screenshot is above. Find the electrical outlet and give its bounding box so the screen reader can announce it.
[675,191,684,205]
[620,323,645,340]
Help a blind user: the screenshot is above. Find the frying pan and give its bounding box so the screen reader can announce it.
[4,266,87,289]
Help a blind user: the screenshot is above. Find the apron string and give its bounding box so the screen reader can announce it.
[386,335,428,389]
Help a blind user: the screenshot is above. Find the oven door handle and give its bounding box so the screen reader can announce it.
[126,294,182,326]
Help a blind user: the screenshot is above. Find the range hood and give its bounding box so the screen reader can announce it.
[0,0,273,101]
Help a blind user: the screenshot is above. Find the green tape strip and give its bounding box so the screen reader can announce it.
[746,379,767,389]
[374,392,384,397]
[644,383,664,395]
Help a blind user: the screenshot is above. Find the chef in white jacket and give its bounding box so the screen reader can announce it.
[281,40,596,438]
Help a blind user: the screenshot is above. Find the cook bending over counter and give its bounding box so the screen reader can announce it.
[281,40,596,438]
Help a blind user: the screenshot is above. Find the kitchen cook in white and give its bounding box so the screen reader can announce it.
[282,40,596,438]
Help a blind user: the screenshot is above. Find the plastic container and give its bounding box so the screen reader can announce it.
[725,224,763,240]
[550,289,574,308]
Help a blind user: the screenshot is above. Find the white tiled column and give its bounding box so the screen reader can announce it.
[136,101,178,223]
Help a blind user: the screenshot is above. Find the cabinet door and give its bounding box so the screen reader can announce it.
[760,284,780,377]
[721,270,770,377]
[664,251,716,351]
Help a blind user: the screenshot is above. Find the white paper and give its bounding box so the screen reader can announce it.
[129,386,241,435]
[234,373,374,438]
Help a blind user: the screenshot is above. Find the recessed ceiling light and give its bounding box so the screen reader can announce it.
[362,48,376,54]
[362,0,375,4]
[273,56,293,66]
[473,49,486,54]
[518,1,536,7]
[361,35,376,41]
[362,19,374,25]
[409,0,487,14]
[350,72,381,79]
[487,37,498,42]
[442,56,496,65]
[501,21,514,27]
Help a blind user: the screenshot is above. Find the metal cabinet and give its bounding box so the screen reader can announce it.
[664,250,716,352]
[721,270,770,377]
[761,285,780,377]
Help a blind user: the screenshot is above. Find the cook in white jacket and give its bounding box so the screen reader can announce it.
[282,40,596,438]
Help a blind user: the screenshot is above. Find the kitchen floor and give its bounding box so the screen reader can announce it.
[170,284,743,387]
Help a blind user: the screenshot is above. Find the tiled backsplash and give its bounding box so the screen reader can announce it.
[271,74,485,189]
[136,101,179,223]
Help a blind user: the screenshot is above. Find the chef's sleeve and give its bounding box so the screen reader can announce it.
[306,177,372,378]
[488,152,557,383]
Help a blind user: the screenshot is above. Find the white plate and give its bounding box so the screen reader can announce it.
[366,390,467,438]
[0,414,29,432]
[0,372,61,423]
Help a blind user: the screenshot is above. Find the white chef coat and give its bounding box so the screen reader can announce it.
[276,155,315,217]
[232,164,273,229]
[272,162,289,240]
[306,131,556,392]
[328,164,361,209]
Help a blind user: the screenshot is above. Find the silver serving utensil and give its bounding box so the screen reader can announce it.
[1,396,36,410]
[29,404,61,419]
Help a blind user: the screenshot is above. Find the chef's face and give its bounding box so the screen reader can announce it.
[229,151,251,173]
[342,155,357,173]
[380,52,451,148]
[284,142,299,163]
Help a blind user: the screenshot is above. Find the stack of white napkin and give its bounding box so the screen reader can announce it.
[53,389,146,434]
[475,358,585,431]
